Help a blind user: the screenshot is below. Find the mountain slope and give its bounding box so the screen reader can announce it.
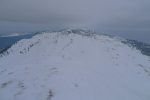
[0,30,150,100]
[0,32,35,49]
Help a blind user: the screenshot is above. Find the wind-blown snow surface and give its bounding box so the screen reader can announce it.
[0,31,150,100]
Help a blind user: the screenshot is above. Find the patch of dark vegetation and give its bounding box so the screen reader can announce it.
[19,41,40,54]
[0,46,11,54]
[0,46,12,57]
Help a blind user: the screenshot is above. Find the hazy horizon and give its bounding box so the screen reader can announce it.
[0,21,150,44]
[0,0,150,43]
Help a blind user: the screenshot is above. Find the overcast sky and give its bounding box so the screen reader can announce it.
[0,0,150,43]
[0,0,150,24]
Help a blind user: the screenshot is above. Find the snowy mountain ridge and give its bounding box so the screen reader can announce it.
[0,30,150,100]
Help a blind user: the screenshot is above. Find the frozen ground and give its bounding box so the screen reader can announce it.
[0,30,150,100]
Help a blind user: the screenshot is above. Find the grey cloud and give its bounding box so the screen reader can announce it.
[0,0,150,32]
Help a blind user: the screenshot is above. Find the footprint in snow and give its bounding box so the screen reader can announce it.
[14,81,26,99]
[47,89,54,100]
[0,80,13,89]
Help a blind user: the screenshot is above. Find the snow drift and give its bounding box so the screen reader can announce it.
[0,29,150,100]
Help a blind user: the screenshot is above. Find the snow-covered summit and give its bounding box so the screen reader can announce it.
[0,30,150,100]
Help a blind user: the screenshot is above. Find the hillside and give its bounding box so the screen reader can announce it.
[0,30,150,100]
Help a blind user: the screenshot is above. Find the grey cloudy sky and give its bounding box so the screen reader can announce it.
[0,0,150,43]
[0,0,150,24]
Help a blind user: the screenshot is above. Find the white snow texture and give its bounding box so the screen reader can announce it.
[0,30,150,100]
